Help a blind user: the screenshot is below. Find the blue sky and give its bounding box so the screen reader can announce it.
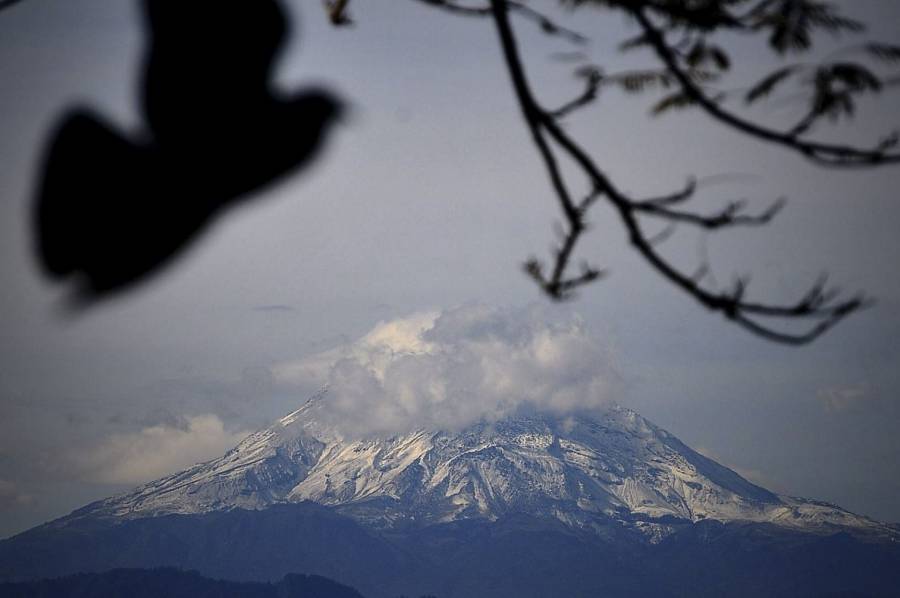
[0,0,898,538]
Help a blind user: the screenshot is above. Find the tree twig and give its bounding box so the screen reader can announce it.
[631,7,900,167]
[489,0,867,344]
[0,0,26,12]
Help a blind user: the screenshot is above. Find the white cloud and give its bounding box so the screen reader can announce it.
[272,310,438,387]
[75,415,251,485]
[276,305,619,437]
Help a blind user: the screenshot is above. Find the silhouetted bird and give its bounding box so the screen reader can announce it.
[35,0,342,300]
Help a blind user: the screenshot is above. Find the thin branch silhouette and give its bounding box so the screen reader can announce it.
[0,0,25,11]
[629,7,900,167]
[486,0,868,344]
[413,0,588,44]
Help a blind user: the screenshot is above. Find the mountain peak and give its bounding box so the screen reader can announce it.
[82,393,888,542]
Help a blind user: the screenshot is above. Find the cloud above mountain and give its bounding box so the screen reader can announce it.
[274,305,619,437]
[73,415,251,485]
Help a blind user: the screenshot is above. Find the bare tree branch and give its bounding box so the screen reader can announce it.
[488,0,867,344]
[637,177,696,206]
[0,0,26,12]
[633,197,786,230]
[550,67,602,119]
[413,0,588,45]
[630,7,900,167]
[324,0,353,26]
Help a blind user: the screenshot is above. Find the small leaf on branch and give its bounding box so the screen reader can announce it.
[745,66,798,104]
[619,33,650,52]
[864,43,900,62]
[651,92,695,115]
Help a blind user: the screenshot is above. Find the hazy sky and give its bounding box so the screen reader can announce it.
[1,0,899,538]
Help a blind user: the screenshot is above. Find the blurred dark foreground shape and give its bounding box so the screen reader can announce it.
[34,0,343,302]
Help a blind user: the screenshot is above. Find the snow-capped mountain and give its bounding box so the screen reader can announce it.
[82,391,888,541]
[6,391,900,597]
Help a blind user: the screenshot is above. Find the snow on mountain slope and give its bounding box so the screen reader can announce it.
[82,391,887,540]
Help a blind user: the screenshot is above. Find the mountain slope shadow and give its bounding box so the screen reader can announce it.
[0,568,365,598]
[34,0,342,301]
[0,503,414,597]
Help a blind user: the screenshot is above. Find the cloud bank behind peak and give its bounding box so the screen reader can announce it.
[275,304,619,437]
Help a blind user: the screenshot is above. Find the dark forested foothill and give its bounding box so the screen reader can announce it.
[0,568,365,598]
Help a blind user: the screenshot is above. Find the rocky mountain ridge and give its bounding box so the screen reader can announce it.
[76,391,890,542]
